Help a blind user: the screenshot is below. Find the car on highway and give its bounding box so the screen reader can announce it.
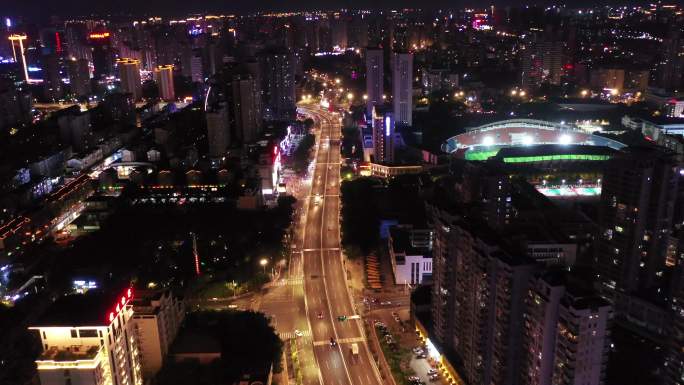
[429,374,440,381]
[408,376,419,382]
[427,369,438,375]
[329,337,337,347]
[416,352,427,359]
[380,301,392,306]
[294,329,303,337]
[314,194,322,205]
[351,343,359,356]
[317,312,324,319]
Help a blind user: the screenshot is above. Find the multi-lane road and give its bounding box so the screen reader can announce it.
[296,105,383,385]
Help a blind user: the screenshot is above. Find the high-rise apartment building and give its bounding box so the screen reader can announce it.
[331,17,348,49]
[522,274,566,385]
[153,65,175,101]
[117,58,142,101]
[232,74,262,143]
[521,274,612,385]
[521,40,562,88]
[660,29,684,90]
[551,294,611,385]
[68,58,92,98]
[370,106,394,163]
[206,102,231,158]
[666,267,684,385]
[262,50,296,121]
[392,51,413,127]
[130,289,185,379]
[366,47,384,114]
[29,289,143,385]
[89,31,115,80]
[595,147,679,294]
[42,53,62,101]
[428,203,536,385]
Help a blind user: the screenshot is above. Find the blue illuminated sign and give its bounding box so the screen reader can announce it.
[385,116,391,137]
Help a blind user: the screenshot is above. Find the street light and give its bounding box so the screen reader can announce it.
[347,92,354,100]
[260,258,269,274]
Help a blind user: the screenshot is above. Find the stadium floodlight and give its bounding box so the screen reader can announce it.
[559,134,572,145]
[522,135,534,146]
[482,136,494,146]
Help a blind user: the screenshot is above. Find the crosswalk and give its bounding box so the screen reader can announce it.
[279,329,312,340]
[270,277,304,287]
[312,336,365,346]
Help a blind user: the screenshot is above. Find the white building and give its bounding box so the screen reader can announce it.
[388,225,433,285]
[552,294,612,385]
[29,289,143,385]
[130,289,185,379]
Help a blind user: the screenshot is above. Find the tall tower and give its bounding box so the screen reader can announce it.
[67,58,92,97]
[89,31,114,80]
[206,102,230,158]
[42,52,62,100]
[232,74,262,143]
[595,147,679,294]
[365,47,383,114]
[154,65,175,101]
[392,51,413,126]
[117,58,142,101]
[262,50,296,121]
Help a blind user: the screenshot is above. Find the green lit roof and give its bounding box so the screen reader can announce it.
[502,154,611,163]
[465,149,499,161]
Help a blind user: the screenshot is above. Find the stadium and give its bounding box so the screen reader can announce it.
[442,119,626,161]
[442,119,627,198]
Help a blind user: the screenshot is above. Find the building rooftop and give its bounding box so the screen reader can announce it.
[389,226,431,257]
[38,345,100,361]
[32,289,130,327]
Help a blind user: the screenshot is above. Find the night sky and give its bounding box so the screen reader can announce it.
[3,0,636,19]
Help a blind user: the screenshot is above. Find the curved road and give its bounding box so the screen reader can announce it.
[298,105,383,385]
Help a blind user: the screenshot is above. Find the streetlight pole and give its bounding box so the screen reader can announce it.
[260,258,269,275]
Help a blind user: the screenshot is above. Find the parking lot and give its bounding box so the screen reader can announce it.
[370,307,447,385]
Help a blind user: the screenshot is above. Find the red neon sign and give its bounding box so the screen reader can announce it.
[106,287,133,323]
[55,32,62,52]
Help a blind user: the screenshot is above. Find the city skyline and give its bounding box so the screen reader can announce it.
[2,3,684,385]
[3,0,638,19]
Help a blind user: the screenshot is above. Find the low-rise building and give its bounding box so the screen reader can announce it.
[388,225,433,285]
[369,163,423,178]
